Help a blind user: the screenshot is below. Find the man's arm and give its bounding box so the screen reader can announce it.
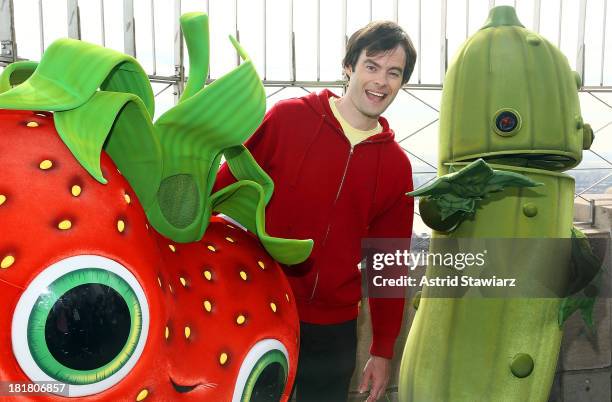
[360,170,414,401]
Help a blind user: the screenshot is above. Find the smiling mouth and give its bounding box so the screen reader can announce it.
[170,377,199,393]
[365,90,387,101]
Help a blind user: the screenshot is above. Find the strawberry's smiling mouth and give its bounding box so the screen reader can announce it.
[170,377,200,393]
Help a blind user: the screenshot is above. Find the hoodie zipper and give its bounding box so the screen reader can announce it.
[308,139,373,302]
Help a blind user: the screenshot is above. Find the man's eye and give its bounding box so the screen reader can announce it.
[366,65,376,71]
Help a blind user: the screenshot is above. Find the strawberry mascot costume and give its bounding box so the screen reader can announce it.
[0,12,312,402]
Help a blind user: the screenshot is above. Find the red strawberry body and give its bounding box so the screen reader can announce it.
[0,109,299,401]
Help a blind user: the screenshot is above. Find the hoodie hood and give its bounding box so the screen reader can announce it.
[301,89,396,144]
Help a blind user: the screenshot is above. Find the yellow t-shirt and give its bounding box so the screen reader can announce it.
[329,97,382,146]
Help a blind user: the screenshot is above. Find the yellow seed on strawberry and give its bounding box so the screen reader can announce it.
[39,160,53,170]
[207,245,216,252]
[71,185,82,197]
[1,255,15,269]
[164,326,170,340]
[219,353,228,365]
[258,261,265,270]
[136,389,149,401]
[0,195,6,206]
[240,271,248,281]
[58,220,72,230]
[285,293,290,302]
[203,270,212,281]
[157,277,162,287]
[184,326,191,339]
[236,315,246,325]
[26,121,39,128]
[179,277,187,287]
[124,193,131,204]
[117,220,126,233]
[225,237,234,243]
[169,244,176,252]
[270,302,277,313]
[204,300,212,312]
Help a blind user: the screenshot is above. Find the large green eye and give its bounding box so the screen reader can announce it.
[12,255,149,397]
[234,340,289,402]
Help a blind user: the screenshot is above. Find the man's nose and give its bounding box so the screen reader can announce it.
[373,71,388,88]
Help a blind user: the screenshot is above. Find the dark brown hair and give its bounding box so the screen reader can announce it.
[342,21,417,85]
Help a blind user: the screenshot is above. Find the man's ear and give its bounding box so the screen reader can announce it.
[344,65,352,80]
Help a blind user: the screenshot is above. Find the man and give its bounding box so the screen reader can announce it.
[214,21,416,402]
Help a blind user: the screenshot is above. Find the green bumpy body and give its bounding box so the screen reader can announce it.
[400,165,573,401]
[399,6,590,401]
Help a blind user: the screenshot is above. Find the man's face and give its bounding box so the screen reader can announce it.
[344,45,406,119]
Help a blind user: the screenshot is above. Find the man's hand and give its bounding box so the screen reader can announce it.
[358,355,391,401]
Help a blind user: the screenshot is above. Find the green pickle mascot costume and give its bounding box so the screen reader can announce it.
[399,6,600,402]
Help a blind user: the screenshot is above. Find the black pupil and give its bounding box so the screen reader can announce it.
[45,284,131,370]
[496,111,518,132]
[250,362,285,402]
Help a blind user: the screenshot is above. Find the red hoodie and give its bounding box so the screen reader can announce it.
[214,89,414,358]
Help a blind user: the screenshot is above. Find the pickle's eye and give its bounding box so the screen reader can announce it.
[12,255,149,397]
[493,109,521,136]
[233,339,289,402]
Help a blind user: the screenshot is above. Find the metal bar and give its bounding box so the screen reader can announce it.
[533,0,541,32]
[403,150,437,171]
[576,172,612,196]
[316,0,320,81]
[206,0,210,80]
[402,88,440,112]
[265,86,286,99]
[465,0,469,39]
[150,0,157,75]
[117,75,446,89]
[588,91,612,110]
[154,83,172,97]
[342,0,347,54]
[263,0,267,80]
[67,0,80,39]
[289,0,295,82]
[393,0,399,23]
[440,0,448,83]
[576,0,587,85]
[583,85,612,91]
[100,0,106,47]
[594,120,612,134]
[124,0,135,56]
[571,167,612,171]
[173,0,183,102]
[38,0,44,55]
[291,32,296,82]
[586,149,612,168]
[0,0,17,63]
[601,0,608,86]
[557,0,563,47]
[418,0,422,84]
[235,0,239,66]
[369,0,372,22]
[398,118,439,143]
